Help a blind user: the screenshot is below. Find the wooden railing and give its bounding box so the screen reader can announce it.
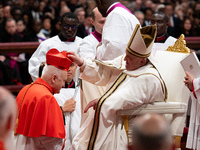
[0,42,39,94]
[0,38,199,54]
[185,37,200,50]
[0,39,199,54]
[0,42,39,54]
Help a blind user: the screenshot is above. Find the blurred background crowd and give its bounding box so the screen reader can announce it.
[0,0,199,42]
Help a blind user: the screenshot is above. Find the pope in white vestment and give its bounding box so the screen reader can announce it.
[96,2,140,60]
[70,24,167,150]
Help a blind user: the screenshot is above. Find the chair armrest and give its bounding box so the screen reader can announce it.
[117,102,187,116]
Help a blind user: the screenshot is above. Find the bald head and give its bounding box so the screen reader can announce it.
[129,113,174,150]
[41,65,68,94]
[92,7,105,34]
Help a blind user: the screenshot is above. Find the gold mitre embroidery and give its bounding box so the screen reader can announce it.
[165,34,190,54]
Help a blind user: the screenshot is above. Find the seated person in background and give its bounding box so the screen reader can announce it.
[134,11,145,27]
[184,72,200,150]
[143,8,153,27]
[15,48,72,150]
[150,11,177,56]
[54,62,81,150]
[60,6,71,17]
[0,19,26,84]
[0,87,17,150]
[165,4,182,38]
[0,18,23,43]
[0,18,26,84]
[37,15,52,42]
[16,19,27,39]
[181,17,196,37]
[23,19,42,42]
[11,6,24,22]
[69,24,166,150]
[76,9,94,38]
[50,18,61,37]
[128,113,175,150]
[74,7,85,25]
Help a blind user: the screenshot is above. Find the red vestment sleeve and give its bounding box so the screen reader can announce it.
[0,140,5,150]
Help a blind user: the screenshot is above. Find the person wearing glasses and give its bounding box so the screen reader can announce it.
[29,12,82,82]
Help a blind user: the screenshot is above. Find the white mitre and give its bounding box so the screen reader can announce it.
[126,24,157,58]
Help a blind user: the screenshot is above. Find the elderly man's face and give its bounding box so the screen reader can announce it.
[59,17,79,39]
[124,50,146,71]
[53,70,68,94]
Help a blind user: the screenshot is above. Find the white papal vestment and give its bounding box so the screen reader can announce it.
[72,55,166,150]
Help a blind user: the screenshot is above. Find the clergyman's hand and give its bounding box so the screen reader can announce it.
[184,71,194,91]
[62,98,76,113]
[68,51,84,67]
[84,99,99,113]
